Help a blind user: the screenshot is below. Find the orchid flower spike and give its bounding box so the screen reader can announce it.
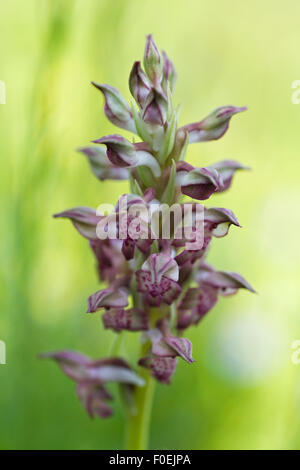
[44,34,253,434]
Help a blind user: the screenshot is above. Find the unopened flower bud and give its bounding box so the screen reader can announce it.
[143,34,163,86]
[129,61,151,108]
[162,50,177,92]
[142,87,168,126]
[92,82,136,133]
[180,105,247,143]
[94,135,161,178]
[180,167,222,200]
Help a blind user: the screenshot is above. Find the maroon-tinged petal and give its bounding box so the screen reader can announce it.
[40,350,90,366]
[209,159,250,192]
[41,351,144,418]
[180,105,247,143]
[102,308,149,332]
[150,329,195,364]
[164,337,194,364]
[39,350,94,382]
[177,285,218,329]
[87,288,128,313]
[175,247,206,267]
[91,82,136,133]
[169,129,189,162]
[94,135,161,177]
[139,355,177,384]
[78,146,129,181]
[181,167,222,200]
[143,34,163,86]
[142,88,168,126]
[176,161,194,174]
[121,238,135,260]
[162,50,177,92]
[129,61,151,108]
[205,207,240,237]
[53,207,101,240]
[76,382,113,419]
[116,192,148,211]
[141,253,179,282]
[151,335,175,357]
[136,270,181,306]
[41,353,145,419]
[41,350,144,386]
[89,239,126,284]
[197,269,256,295]
[93,134,138,168]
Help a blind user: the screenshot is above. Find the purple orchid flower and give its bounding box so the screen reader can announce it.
[102,308,149,332]
[87,288,128,313]
[91,82,137,133]
[78,146,129,181]
[136,253,181,306]
[180,105,247,143]
[209,159,250,192]
[129,61,151,108]
[40,351,144,418]
[178,263,255,329]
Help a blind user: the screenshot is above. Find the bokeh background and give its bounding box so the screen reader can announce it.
[1,0,300,450]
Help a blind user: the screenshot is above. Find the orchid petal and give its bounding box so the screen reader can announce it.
[92,82,136,133]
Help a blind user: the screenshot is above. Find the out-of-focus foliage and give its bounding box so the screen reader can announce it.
[1,0,300,450]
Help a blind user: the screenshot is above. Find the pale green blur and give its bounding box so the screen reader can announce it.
[0,0,300,450]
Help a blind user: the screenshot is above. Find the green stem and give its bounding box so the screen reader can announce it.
[124,365,155,450]
[109,332,124,356]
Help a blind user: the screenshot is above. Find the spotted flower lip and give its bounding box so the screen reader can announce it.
[180,105,247,143]
[136,253,181,306]
[102,308,149,332]
[87,288,128,313]
[53,206,102,240]
[139,355,178,384]
[89,239,127,284]
[91,82,136,133]
[78,146,129,181]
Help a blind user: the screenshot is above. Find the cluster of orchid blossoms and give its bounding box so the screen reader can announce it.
[41,35,255,420]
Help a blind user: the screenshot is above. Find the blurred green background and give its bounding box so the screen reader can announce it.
[1,0,300,450]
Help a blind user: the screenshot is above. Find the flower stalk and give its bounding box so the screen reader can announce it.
[125,344,155,450]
